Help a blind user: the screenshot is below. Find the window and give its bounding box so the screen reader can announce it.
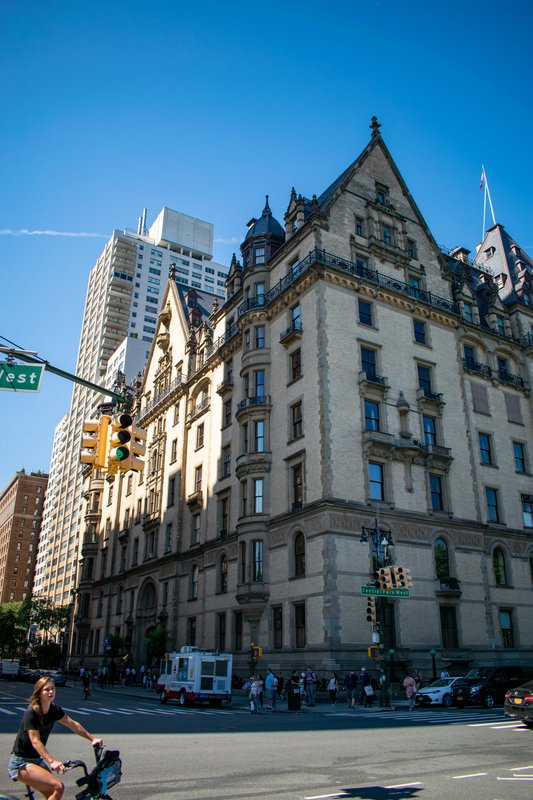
[252,540,263,581]
[222,445,231,477]
[485,487,501,523]
[241,480,248,517]
[463,344,476,370]
[187,617,197,646]
[496,315,505,336]
[170,439,177,462]
[255,247,265,264]
[291,401,303,439]
[364,400,380,431]
[253,478,264,514]
[294,603,306,648]
[513,442,526,473]
[167,476,175,507]
[219,495,230,536]
[479,433,493,465]
[223,399,232,427]
[417,364,433,397]
[429,474,444,511]
[358,300,373,327]
[413,320,426,345]
[355,217,364,236]
[408,276,421,298]
[291,463,303,508]
[254,420,264,452]
[254,370,265,398]
[434,538,450,578]
[407,239,417,259]
[290,349,302,382]
[382,225,392,244]
[522,495,533,528]
[255,325,265,349]
[493,547,507,585]
[189,565,199,599]
[423,415,437,446]
[376,186,388,204]
[361,346,377,381]
[499,609,514,648]
[497,356,509,381]
[368,462,384,501]
[165,523,173,552]
[194,465,202,493]
[191,514,200,545]
[440,606,459,648]
[463,302,473,323]
[219,556,228,594]
[239,542,246,584]
[273,606,283,649]
[196,424,204,450]
[294,532,305,577]
[291,303,301,330]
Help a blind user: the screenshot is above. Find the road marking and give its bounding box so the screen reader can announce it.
[451,772,487,779]
[469,720,518,727]
[497,776,533,781]
[507,765,533,771]
[0,706,16,715]
[384,783,422,789]
[61,706,91,716]
[304,794,350,799]
[82,708,113,715]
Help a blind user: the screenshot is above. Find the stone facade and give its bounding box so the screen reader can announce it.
[71,121,533,680]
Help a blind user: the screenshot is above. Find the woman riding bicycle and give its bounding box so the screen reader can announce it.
[8,675,103,800]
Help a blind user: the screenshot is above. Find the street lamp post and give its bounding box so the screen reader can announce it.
[430,649,437,681]
[360,511,394,708]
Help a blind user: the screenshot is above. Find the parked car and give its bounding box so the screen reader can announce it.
[415,677,463,707]
[504,680,533,728]
[40,670,67,687]
[452,666,533,708]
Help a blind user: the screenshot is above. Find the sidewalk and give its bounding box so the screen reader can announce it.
[71,680,409,713]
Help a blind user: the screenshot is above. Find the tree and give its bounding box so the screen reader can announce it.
[31,596,70,642]
[0,600,31,659]
[107,634,125,659]
[146,627,168,665]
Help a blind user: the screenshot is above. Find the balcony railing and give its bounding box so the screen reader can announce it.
[498,370,524,388]
[462,358,491,377]
[280,319,303,345]
[236,395,269,412]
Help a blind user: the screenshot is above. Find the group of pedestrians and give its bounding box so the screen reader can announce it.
[342,668,380,708]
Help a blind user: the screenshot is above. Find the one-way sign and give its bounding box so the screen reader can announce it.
[0,362,45,392]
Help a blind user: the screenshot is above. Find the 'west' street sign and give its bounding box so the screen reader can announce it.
[0,362,45,392]
[361,584,410,598]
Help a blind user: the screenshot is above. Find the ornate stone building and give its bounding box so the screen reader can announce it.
[71,119,533,678]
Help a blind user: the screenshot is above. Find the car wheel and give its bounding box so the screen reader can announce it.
[160,691,168,704]
[484,694,495,709]
[443,694,452,707]
[178,690,187,707]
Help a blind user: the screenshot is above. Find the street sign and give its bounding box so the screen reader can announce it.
[0,362,45,392]
[361,584,410,598]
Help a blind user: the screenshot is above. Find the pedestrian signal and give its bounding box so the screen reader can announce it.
[367,645,380,660]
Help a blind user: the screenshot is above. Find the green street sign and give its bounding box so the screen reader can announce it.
[361,584,410,598]
[0,362,45,393]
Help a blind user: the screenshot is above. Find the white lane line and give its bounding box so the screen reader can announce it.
[82,708,113,715]
[490,724,526,730]
[507,765,533,771]
[304,794,349,799]
[469,720,518,727]
[451,772,487,779]
[62,706,91,716]
[497,776,533,781]
[0,706,16,715]
[384,783,422,789]
[96,707,133,715]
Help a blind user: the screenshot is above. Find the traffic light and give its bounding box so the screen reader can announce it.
[250,644,263,659]
[366,596,377,624]
[81,415,110,469]
[393,566,413,589]
[374,567,393,591]
[367,645,380,660]
[109,413,147,473]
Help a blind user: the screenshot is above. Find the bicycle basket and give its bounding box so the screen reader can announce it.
[76,750,122,800]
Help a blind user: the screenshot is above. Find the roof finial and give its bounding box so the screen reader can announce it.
[262,194,271,216]
[370,116,381,138]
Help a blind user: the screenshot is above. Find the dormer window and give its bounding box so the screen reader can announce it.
[255,247,265,264]
[484,246,495,259]
[375,184,389,205]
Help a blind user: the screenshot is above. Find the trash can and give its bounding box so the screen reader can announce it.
[287,685,301,711]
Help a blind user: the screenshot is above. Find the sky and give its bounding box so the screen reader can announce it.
[1,0,532,490]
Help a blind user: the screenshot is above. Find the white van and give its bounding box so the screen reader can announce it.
[157,646,233,707]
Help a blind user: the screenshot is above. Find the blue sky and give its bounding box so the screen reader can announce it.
[1,0,532,489]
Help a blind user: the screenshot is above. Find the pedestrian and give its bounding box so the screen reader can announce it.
[130,667,137,685]
[8,676,104,800]
[403,671,417,710]
[145,669,153,691]
[265,668,277,710]
[81,671,91,700]
[440,668,450,679]
[343,670,357,709]
[327,672,338,706]
[249,675,260,714]
[276,674,285,701]
[124,666,130,686]
[413,669,422,690]
[361,669,374,708]
[305,667,317,706]
[257,674,264,708]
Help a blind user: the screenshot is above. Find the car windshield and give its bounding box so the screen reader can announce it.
[424,679,453,688]
[464,668,490,679]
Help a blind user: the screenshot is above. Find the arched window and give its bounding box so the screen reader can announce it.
[219,555,228,594]
[294,532,305,577]
[189,564,199,599]
[493,547,507,586]
[434,538,450,578]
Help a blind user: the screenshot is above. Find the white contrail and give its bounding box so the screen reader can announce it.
[0,228,107,238]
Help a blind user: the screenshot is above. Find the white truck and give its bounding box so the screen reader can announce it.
[0,660,20,679]
[157,646,233,707]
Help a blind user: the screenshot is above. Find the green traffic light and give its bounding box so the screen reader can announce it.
[116,446,129,461]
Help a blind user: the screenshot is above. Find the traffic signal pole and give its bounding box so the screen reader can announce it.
[0,346,127,406]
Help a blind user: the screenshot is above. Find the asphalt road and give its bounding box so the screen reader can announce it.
[1,682,532,800]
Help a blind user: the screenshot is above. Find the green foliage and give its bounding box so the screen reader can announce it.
[30,596,70,638]
[146,627,168,661]
[107,634,125,658]
[0,600,31,659]
[31,641,62,669]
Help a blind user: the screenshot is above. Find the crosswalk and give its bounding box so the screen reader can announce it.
[332,707,527,728]
[0,700,238,719]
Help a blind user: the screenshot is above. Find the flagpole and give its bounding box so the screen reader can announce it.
[482,163,497,227]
